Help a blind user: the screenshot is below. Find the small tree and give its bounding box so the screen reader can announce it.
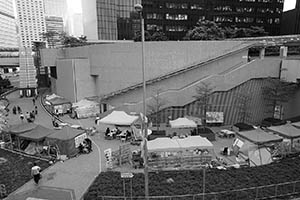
[193,82,215,126]
[40,31,60,48]
[262,78,298,118]
[235,92,252,123]
[59,32,88,47]
[147,89,167,132]
[0,107,8,141]
[133,30,169,42]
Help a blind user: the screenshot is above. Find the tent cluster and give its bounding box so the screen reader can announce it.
[72,99,99,119]
[4,123,86,158]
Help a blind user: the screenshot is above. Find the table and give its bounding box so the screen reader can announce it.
[220,129,235,138]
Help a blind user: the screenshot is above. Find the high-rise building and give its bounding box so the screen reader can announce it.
[281,0,300,35]
[94,0,141,40]
[43,0,67,17]
[0,0,17,48]
[143,0,284,40]
[15,0,46,48]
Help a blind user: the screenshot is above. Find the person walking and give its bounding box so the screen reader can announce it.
[31,162,41,185]
[32,98,35,105]
[34,105,38,115]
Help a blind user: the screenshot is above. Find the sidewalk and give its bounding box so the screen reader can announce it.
[4,91,102,200]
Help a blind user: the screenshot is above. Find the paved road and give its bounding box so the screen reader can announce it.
[4,90,111,200]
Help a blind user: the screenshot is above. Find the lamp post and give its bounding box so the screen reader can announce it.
[134,3,149,199]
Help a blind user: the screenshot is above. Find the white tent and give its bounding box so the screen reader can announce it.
[169,117,197,128]
[98,111,139,126]
[147,136,213,152]
[72,99,99,119]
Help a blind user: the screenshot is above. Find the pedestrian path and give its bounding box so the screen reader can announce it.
[4,90,102,200]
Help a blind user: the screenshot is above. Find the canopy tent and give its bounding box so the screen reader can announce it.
[18,125,54,142]
[147,136,213,152]
[169,117,197,128]
[237,128,283,145]
[292,121,300,129]
[99,111,139,126]
[45,126,86,157]
[72,99,99,119]
[267,124,300,139]
[7,123,38,135]
[45,93,61,101]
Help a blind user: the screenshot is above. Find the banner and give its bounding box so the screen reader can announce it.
[206,112,224,123]
[104,148,113,169]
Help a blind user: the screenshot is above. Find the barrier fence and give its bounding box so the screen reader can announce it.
[93,180,300,200]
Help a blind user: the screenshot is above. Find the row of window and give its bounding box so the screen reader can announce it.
[214,16,280,24]
[214,6,282,13]
[239,0,283,2]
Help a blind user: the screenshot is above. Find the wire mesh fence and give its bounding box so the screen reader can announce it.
[96,180,300,200]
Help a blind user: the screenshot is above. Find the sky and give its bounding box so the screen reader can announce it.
[283,0,297,11]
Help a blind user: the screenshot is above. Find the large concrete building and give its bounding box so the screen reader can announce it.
[281,0,300,35]
[0,0,17,48]
[40,37,300,125]
[15,0,46,48]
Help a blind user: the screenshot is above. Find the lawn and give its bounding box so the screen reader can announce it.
[0,149,50,195]
[84,154,300,200]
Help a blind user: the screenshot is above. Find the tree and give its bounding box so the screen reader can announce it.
[262,78,298,118]
[133,30,169,41]
[147,89,167,132]
[40,31,60,48]
[59,32,88,47]
[0,106,8,141]
[183,20,225,40]
[235,92,252,123]
[193,82,215,126]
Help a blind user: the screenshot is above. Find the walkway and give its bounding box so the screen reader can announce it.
[4,91,104,200]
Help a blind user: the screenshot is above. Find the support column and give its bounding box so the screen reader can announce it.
[280,46,288,59]
[259,48,265,59]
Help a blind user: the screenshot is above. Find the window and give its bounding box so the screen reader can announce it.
[214,16,233,22]
[146,13,163,20]
[256,18,264,23]
[166,13,188,20]
[267,18,273,24]
[146,24,163,31]
[166,3,188,9]
[274,18,280,24]
[235,17,254,23]
[236,7,254,12]
[214,6,232,12]
[191,4,203,10]
[166,25,186,32]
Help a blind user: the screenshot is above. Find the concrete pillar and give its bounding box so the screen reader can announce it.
[280,46,288,58]
[259,48,265,59]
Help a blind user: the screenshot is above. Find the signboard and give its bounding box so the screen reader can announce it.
[74,133,87,148]
[274,105,283,120]
[206,112,224,123]
[104,148,113,169]
[121,172,134,179]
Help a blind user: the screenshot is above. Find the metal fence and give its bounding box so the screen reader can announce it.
[93,180,300,200]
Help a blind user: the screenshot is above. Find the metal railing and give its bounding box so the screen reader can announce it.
[89,180,300,200]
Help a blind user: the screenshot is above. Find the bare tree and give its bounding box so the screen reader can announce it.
[147,89,167,132]
[262,78,298,118]
[193,82,215,126]
[235,92,252,123]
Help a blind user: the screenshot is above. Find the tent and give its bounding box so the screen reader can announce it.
[45,94,71,115]
[237,128,283,145]
[267,124,300,151]
[292,121,300,129]
[45,126,86,157]
[98,111,139,126]
[72,99,100,119]
[18,125,54,142]
[7,123,38,135]
[147,136,213,152]
[169,117,197,128]
[235,129,283,166]
[238,140,273,166]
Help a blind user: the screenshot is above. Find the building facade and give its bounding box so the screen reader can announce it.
[281,0,300,35]
[43,0,67,17]
[0,0,17,48]
[143,0,284,40]
[15,0,46,48]
[95,0,141,40]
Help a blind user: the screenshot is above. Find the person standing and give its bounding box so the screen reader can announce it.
[31,162,41,185]
[32,98,35,105]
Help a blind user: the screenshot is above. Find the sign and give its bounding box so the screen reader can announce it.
[74,133,87,148]
[104,148,113,169]
[121,172,134,179]
[206,112,224,123]
[274,105,283,120]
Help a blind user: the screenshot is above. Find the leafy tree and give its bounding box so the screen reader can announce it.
[60,32,88,47]
[184,19,268,40]
[40,31,60,48]
[147,89,167,132]
[234,92,252,123]
[183,20,225,40]
[262,78,298,117]
[133,30,168,41]
[193,82,215,126]
[0,107,8,141]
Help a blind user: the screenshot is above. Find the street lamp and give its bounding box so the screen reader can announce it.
[134,3,149,199]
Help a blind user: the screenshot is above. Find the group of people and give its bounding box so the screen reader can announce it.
[78,138,92,154]
[105,127,132,141]
[12,105,38,123]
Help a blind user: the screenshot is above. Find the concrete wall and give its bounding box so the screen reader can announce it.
[281,59,300,83]
[40,41,252,96]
